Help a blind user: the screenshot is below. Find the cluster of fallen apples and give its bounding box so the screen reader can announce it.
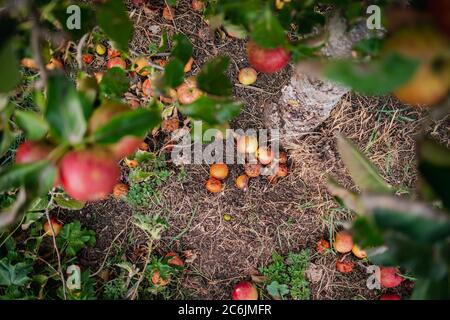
[229,231,405,301]
[205,136,288,193]
[318,231,404,300]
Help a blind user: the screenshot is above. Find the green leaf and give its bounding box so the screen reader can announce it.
[352,216,385,248]
[0,101,17,157]
[0,258,32,286]
[336,134,392,193]
[45,74,88,144]
[54,196,85,210]
[93,108,161,144]
[373,207,450,244]
[196,56,232,96]
[166,0,177,6]
[15,110,48,141]
[57,221,96,256]
[353,38,382,56]
[418,139,450,210]
[0,188,28,230]
[0,161,49,192]
[25,162,56,197]
[324,54,419,95]
[267,281,289,299]
[159,59,185,89]
[411,274,450,300]
[99,67,129,99]
[171,34,193,65]
[250,7,286,49]
[179,96,242,125]
[0,38,21,93]
[327,177,364,214]
[96,0,133,51]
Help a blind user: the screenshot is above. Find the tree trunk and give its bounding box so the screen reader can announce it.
[263,13,378,149]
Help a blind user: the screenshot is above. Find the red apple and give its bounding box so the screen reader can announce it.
[89,102,143,159]
[15,141,62,186]
[232,281,258,300]
[380,293,401,300]
[15,141,53,164]
[59,147,119,201]
[83,54,94,65]
[247,41,290,74]
[380,267,403,288]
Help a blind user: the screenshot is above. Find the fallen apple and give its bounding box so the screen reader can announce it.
[108,49,121,59]
[236,135,258,154]
[177,78,202,104]
[333,231,354,254]
[235,174,249,191]
[210,163,229,180]
[113,183,129,199]
[232,281,258,300]
[380,293,401,300]
[206,177,222,193]
[316,239,330,255]
[352,244,367,259]
[256,147,274,165]
[96,43,107,56]
[336,260,354,273]
[59,147,120,202]
[139,142,149,151]
[165,252,184,267]
[124,158,139,168]
[151,270,171,286]
[107,57,127,70]
[82,54,94,65]
[247,41,290,74]
[191,0,205,11]
[46,58,64,70]
[142,78,154,97]
[380,267,403,288]
[244,163,261,178]
[89,102,143,159]
[184,57,194,73]
[134,56,150,76]
[44,218,62,237]
[238,67,257,85]
[163,6,175,20]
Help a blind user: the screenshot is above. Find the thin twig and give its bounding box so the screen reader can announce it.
[45,192,67,300]
[76,33,90,70]
[129,240,154,300]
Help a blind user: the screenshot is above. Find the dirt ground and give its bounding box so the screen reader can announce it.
[61,0,449,300]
